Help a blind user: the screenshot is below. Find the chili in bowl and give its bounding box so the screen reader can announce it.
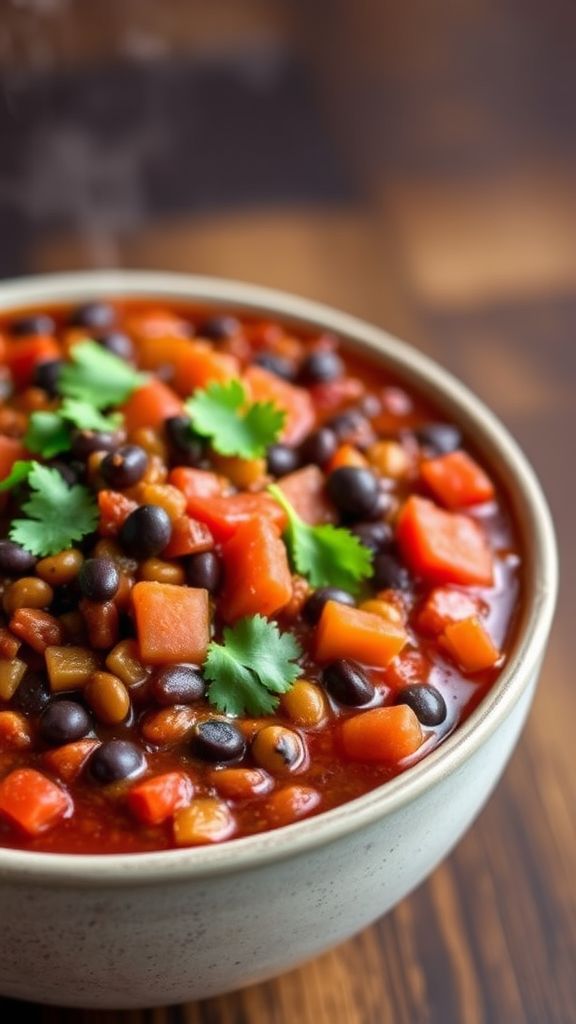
[0,272,556,1008]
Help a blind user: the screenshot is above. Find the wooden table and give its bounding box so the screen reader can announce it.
[0,3,574,1021]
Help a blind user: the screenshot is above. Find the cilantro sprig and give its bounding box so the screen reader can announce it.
[59,340,146,409]
[9,463,98,556]
[204,615,302,716]
[24,399,122,458]
[185,379,285,459]
[0,460,35,492]
[268,484,373,595]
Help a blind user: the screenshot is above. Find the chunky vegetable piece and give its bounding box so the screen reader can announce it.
[0,298,520,854]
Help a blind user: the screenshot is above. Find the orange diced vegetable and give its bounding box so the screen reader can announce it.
[9,608,63,653]
[122,379,183,434]
[162,516,214,558]
[207,767,273,800]
[125,307,189,345]
[220,517,292,622]
[340,706,423,764]
[0,436,28,481]
[0,768,71,836]
[171,341,239,395]
[315,600,407,668]
[128,771,193,825]
[140,706,198,746]
[244,364,315,445]
[169,467,227,503]
[184,492,286,543]
[132,581,210,665]
[173,798,236,845]
[386,650,431,690]
[136,332,196,372]
[278,465,336,525]
[396,496,493,586]
[97,490,138,537]
[0,710,32,750]
[264,784,321,826]
[5,336,61,388]
[421,450,495,508]
[441,616,501,672]
[417,586,484,636]
[45,646,100,691]
[327,443,368,473]
[43,739,100,782]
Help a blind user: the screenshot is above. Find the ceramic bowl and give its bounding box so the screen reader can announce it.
[0,272,557,1009]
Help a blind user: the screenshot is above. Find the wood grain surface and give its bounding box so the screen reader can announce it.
[0,3,574,1022]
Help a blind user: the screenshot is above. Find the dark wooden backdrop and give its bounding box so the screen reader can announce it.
[0,3,574,1021]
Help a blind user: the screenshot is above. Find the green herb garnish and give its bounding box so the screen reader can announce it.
[185,379,285,459]
[204,615,302,716]
[268,484,373,595]
[25,399,122,458]
[58,340,146,409]
[9,463,98,556]
[0,460,36,492]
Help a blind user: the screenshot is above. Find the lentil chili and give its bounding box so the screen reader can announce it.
[0,299,521,853]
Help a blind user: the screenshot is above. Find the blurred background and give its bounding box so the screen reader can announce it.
[0,2,574,1022]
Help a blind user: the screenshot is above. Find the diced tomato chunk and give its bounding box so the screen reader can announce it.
[244,365,315,445]
[220,516,293,621]
[128,772,193,825]
[43,740,100,782]
[278,465,336,525]
[132,582,210,665]
[441,616,501,673]
[396,496,493,587]
[97,490,138,537]
[169,467,228,503]
[171,341,239,395]
[421,450,495,508]
[162,516,214,558]
[0,768,72,836]
[5,336,61,388]
[417,586,485,636]
[122,380,183,433]
[184,492,286,543]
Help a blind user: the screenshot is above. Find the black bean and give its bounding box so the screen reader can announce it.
[299,427,338,467]
[71,429,119,459]
[151,665,206,706]
[0,540,37,576]
[191,720,246,763]
[322,660,375,706]
[303,587,356,625]
[350,521,393,553]
[266,443,300,477]
[299,350,344,384]
[253,353,295,381]
[101,445,148,489]
[416,423,462,455]
[372,553,412,591]
[363,489,394,522]
[164,416,204,467]
[88,739,147,784]
[33,359,63,396]
[96,331,135,361]
[39,700,92,746]
[119,505,172,559]
[397,684,447,726]
[69,302,116,331]
[327,466,380,520]
[52,460,83,486]
[11,672,51,716]
[198,315,240,341]
[184,552,222,594]
[327,408,367,442]
[9,313,55,337]
[78,558,120,602]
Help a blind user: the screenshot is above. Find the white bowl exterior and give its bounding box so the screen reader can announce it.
[0,665,539,1008]
[0,272,557,1009]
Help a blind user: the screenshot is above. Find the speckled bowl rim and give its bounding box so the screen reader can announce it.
[0,271,558,886]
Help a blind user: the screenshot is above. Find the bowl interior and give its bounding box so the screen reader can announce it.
[0,271,558,884]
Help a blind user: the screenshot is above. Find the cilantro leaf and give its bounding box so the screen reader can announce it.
[25,411,72,457]
[268,484,373,595]
[60,398,123,433]
[204,615,302,716]
[59,340,146,409]
[185,379,285,459]
[9,463,98,556]
[0,460,35,492]
[25,400,122,458]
